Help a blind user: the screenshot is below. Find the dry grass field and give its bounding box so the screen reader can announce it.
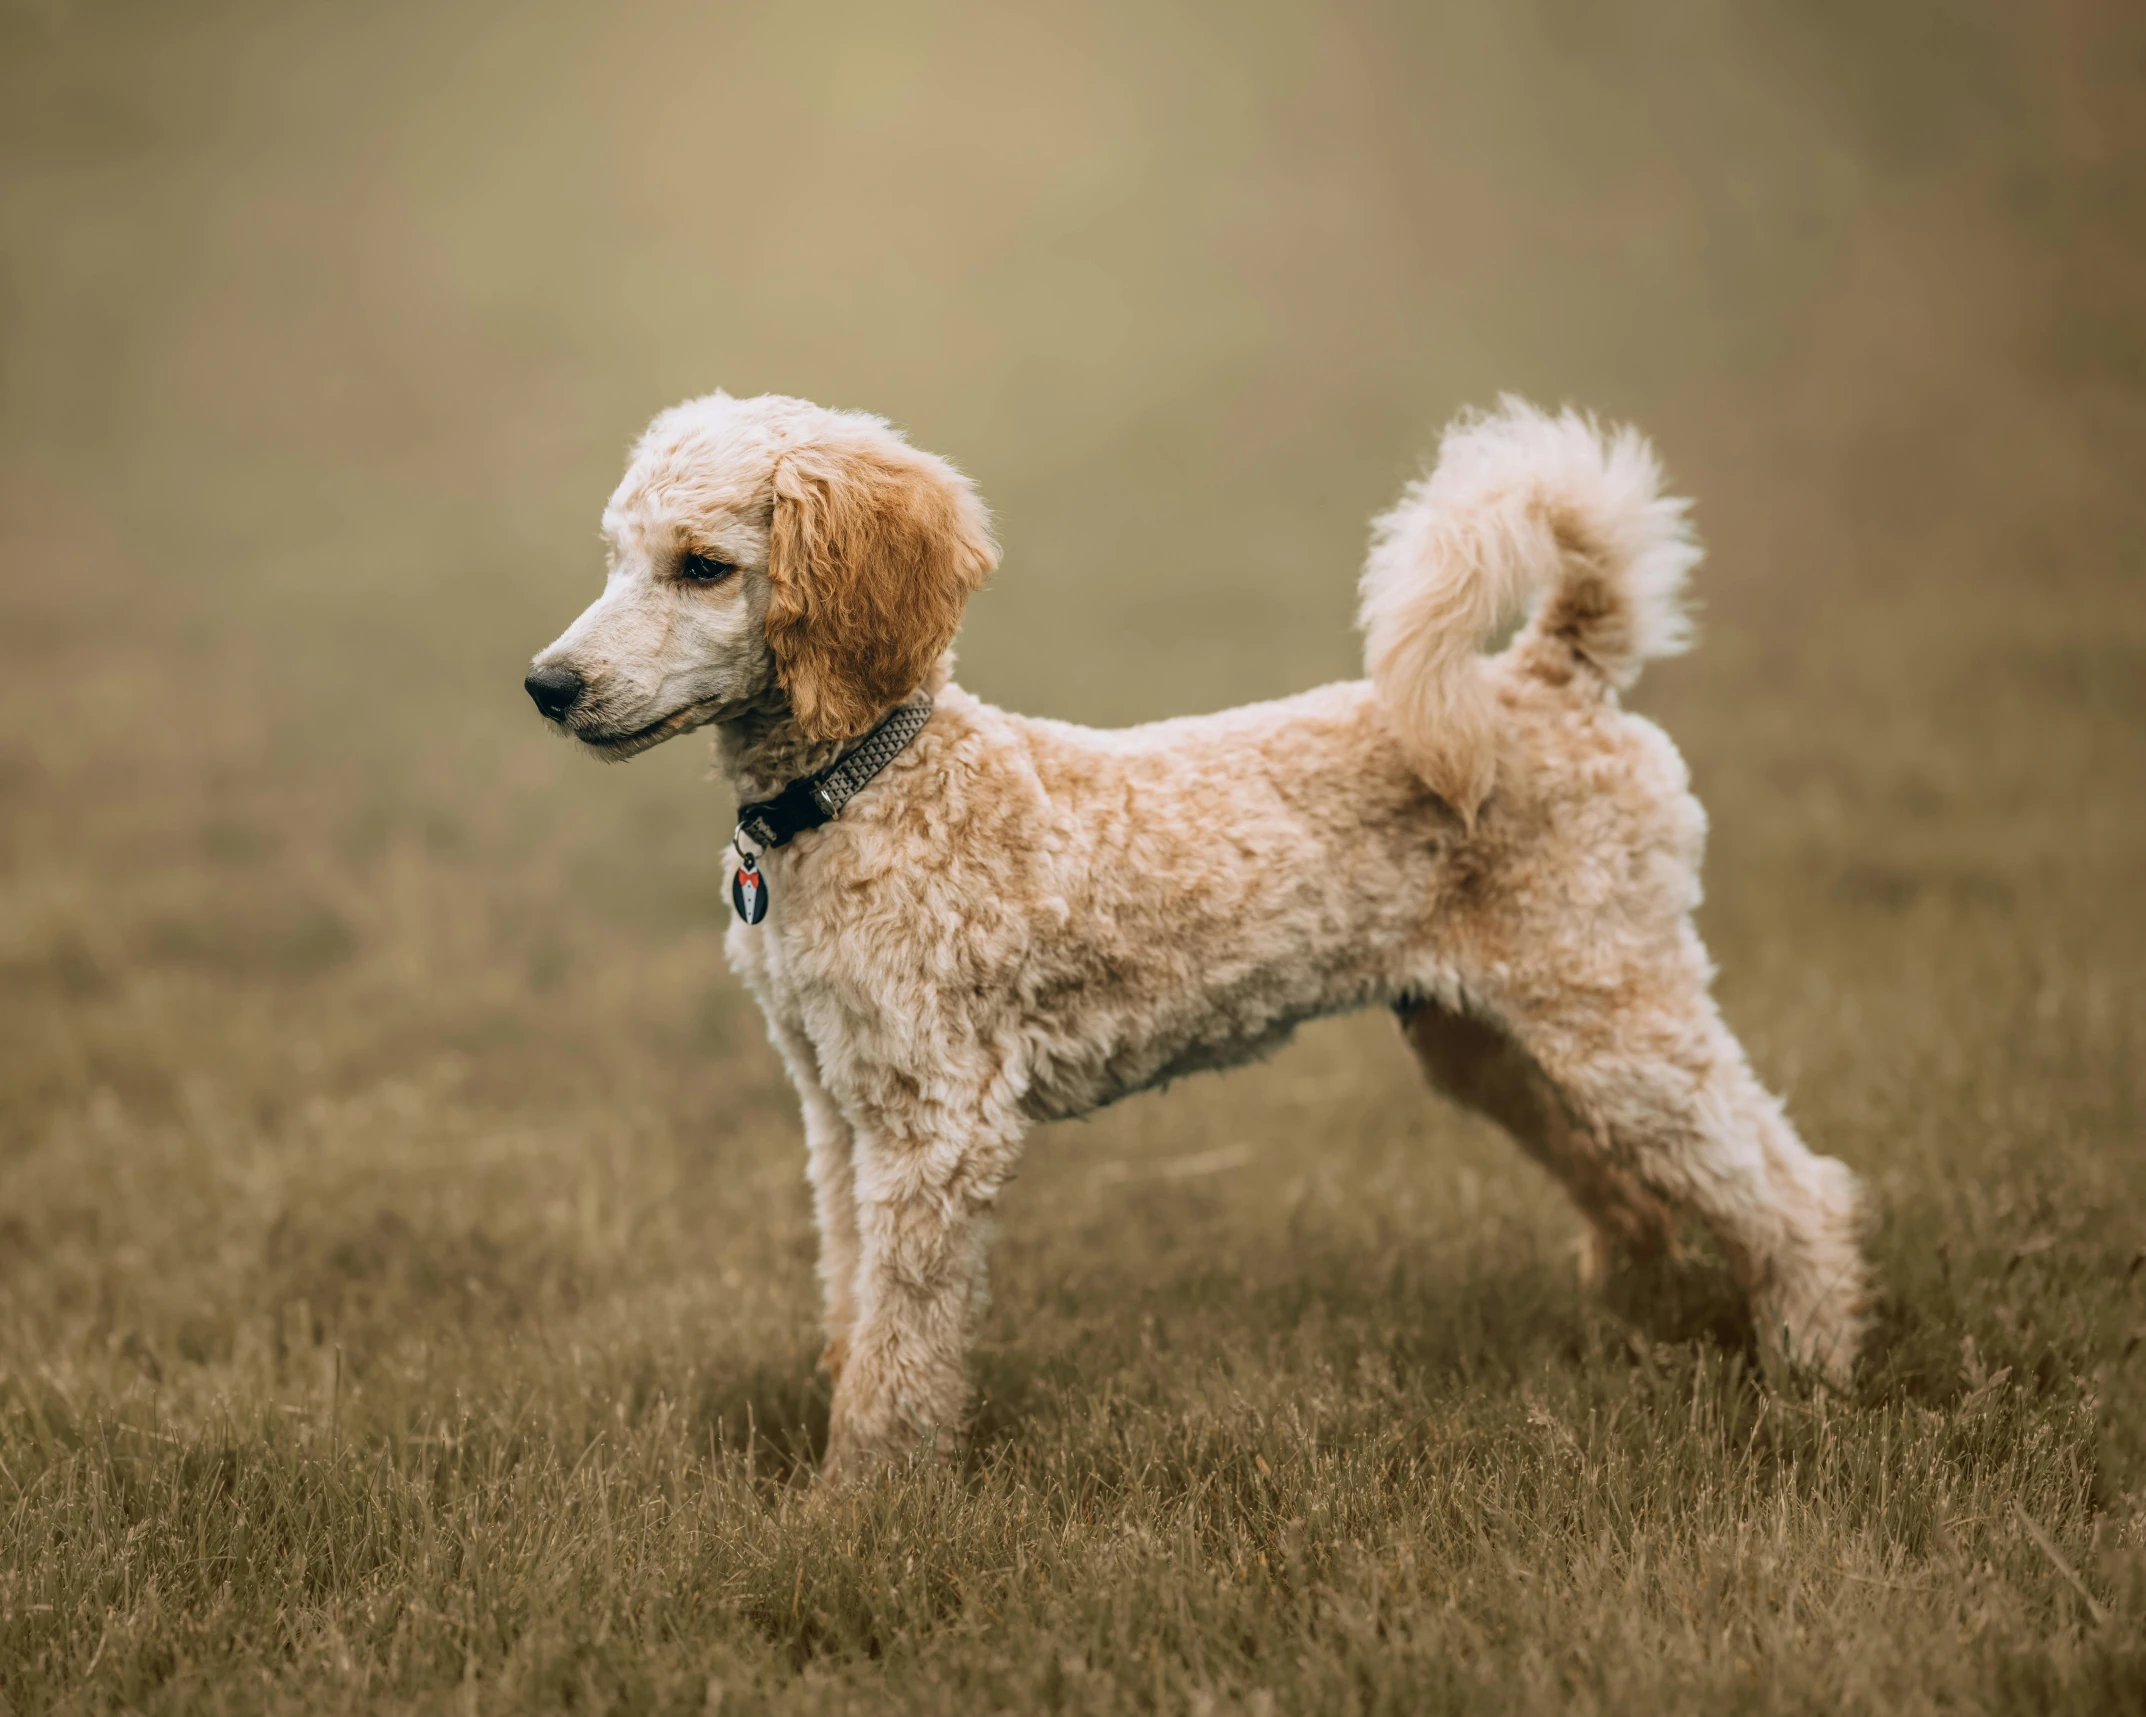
[2,1,2143,1711]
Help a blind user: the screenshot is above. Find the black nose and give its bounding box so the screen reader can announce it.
[525,664,584,721]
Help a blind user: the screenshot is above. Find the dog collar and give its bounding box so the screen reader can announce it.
[728,699,934,923]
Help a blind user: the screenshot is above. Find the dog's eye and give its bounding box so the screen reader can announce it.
[679,552,737,584]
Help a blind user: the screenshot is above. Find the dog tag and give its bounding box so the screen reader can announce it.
[731,855,768,925]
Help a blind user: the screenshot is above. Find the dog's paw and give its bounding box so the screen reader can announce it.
[819,1417,963,1485]
[820,1364,966,1482]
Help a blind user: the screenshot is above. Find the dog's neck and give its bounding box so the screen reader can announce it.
[711,691,849,804]
[712,653,954,805]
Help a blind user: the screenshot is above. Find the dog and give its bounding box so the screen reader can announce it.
[527,391,1869,1476]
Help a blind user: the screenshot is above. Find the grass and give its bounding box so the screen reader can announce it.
[2,0,2144,1710]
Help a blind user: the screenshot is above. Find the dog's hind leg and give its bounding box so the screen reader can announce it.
[1398,1000,1678,1281]
[1409,977,1869,1386]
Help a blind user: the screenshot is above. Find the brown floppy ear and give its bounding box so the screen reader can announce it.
[766,424,998,743]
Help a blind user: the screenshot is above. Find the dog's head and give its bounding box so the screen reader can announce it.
[526,393,997,758]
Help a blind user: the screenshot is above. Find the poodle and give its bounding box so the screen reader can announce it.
[526,391,1869,1476]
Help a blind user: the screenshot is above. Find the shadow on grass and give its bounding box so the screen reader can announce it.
[683,1213,2049,1496]
[1592,1247,1758,1363]
[967,1229,1779,1467]
[689,1359,830,1485]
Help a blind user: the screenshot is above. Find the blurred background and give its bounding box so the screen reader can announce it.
[1,0,2141,1458]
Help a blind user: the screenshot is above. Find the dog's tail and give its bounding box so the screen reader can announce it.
[1357,396,1700,819]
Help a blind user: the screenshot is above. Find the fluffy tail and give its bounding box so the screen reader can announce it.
[1357,396,1701,819]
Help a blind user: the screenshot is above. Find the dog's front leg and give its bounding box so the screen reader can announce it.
[824,1113,1015,1479]
[762,1016,863,1384]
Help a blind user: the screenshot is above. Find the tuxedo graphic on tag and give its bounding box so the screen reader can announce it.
[731,858,768,925]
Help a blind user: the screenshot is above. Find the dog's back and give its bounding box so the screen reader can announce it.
[938,402,1713,1118]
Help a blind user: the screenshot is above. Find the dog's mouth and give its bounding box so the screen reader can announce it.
[572,696,729,760]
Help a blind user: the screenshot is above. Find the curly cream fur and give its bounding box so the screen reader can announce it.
[1360,397,1701,818]
[531,392,1870,1477]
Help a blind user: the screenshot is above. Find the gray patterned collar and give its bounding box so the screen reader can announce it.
[731,699,934,857]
